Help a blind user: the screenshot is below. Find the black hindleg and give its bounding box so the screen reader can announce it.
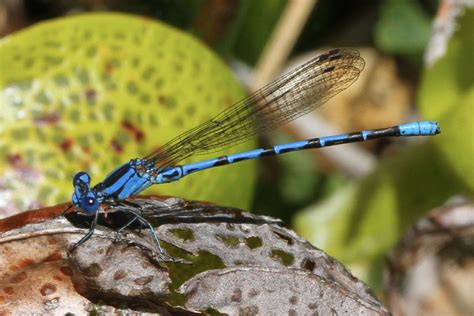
[116,199,144,233]
[69,210,99,252]
[126,208,164,255]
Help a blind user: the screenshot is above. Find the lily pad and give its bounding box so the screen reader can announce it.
[0,13,256,215]
[0,197,388,314]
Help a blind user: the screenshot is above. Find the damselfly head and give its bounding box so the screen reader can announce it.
[72,171,100,214]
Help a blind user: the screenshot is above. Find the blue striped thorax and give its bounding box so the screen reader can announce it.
[72,159,182,214]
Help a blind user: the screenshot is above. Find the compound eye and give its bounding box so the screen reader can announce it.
[81,196,100,214]
[73,171,91,186]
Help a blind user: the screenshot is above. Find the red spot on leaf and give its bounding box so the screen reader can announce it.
[85,88,97,101]
[53,275,63,282]
[11,272,27,283]
[104,62,114,74]
[18,259,35,269]
[34,112,60,125]
[43,251,62,263]
[6,154,23,167]
[121,120,145,142]
[3,287,14,295]
[110,139,123,153]
[157,95,166,105]
[60,266,72,276]
[59,139,73,153]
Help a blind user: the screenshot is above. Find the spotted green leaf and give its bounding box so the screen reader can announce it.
[0,13,256,215]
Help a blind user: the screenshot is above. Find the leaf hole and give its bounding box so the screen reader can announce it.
[215,234,240,248]
[270,249,294,266]
[244,236,263,249]
[168,228,194,242]
[301,258,316,272]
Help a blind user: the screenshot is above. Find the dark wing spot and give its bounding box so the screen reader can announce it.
[323,66,336,73]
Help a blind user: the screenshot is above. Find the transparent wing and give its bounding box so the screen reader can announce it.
[144,48,365,169]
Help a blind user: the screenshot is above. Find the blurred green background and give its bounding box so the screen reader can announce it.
[0,0,472,291]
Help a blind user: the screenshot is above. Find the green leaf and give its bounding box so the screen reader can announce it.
[375,0,432,55]
[418,9,474,119]
[233,0,286,65]
[430,85,474,189]
[0,13,256,213]
[418,8,474,190]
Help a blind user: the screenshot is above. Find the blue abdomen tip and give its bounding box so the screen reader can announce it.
[400,121,440,136]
